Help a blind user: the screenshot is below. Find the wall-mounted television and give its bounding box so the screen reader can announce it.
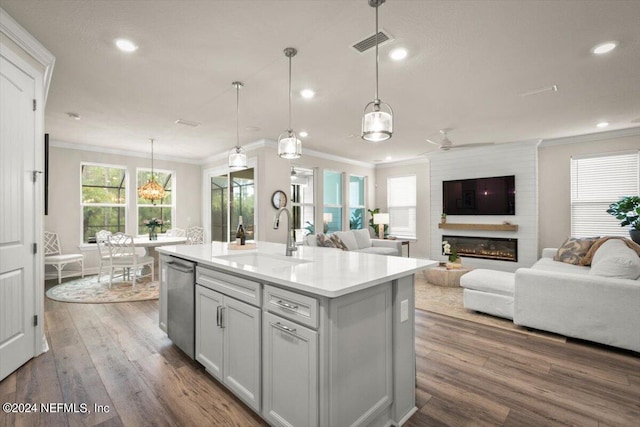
[443,175,515,215]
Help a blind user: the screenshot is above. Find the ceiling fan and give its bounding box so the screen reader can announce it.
[425,129,494,151]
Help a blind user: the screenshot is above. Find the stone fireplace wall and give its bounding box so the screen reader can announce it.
[429,141,538,272]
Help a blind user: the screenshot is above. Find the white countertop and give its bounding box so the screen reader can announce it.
[157,241,437,298]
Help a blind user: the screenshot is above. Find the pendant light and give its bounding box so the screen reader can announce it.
[278,47,302,159]
[361,0,393,142]
[137,139,166,205]
[228,81,248,170]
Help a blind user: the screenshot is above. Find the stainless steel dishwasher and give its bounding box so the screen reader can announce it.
[166,257,196,359]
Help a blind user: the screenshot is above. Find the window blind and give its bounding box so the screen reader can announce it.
[387,175,416,239]
[570,152,639,237]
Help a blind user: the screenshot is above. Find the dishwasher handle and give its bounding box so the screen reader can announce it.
[168,263,194,274]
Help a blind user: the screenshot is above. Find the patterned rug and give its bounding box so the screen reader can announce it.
[46,274,159,304]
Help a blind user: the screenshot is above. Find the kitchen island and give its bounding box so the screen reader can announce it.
[157,241,436,427]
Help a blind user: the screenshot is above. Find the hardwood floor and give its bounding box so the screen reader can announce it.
[1,286,638,426]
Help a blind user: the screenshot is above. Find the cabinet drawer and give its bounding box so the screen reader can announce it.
[196,266,261,307]
[264,284,318,329]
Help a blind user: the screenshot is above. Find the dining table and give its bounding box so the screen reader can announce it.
[133,236,187,279]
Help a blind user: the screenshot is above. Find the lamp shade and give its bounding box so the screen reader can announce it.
[362,101,393,142]
[323,213,333,223]
[278,132,302,159]
[228,145,247,170]
[373,213,389,225]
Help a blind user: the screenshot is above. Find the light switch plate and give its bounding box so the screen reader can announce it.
[400,299,409,322]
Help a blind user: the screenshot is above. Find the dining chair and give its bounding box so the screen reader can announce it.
[185,226,204,245]
[95,229,112,282]
[106,233,154,288]
[166,228,186,237]
[44,231,84,284]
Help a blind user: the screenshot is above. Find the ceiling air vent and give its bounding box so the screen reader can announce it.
[351,30,393,53]
[175,119,200,127]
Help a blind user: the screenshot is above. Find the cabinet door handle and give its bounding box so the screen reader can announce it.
[274,322,297,335]
[220,307,226,328]
[216,305,221,327]
[276,300,299,311]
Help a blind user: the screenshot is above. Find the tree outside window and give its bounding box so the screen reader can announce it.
[137,169,174,235]
[81,163,127,243]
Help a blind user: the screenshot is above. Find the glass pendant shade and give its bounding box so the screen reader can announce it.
[362,100,393,142]
[278,130,302,159]
[138,139,165,205]
[228,81,247,170]
[228,146,247,170]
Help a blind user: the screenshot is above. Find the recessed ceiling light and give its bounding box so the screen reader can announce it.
[299,131,309,137]
[300,89,315,99]
[389,48,408,61]
[66,112,81,120]
[115,38,138,53]
[591,41,617,55]
[596,122,609,128]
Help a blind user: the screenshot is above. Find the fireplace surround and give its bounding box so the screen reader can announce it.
[442,235,518,262]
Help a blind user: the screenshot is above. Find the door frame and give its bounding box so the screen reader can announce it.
[1,8,56,358]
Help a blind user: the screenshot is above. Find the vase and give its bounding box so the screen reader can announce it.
[149,227,158,241]
[630,229,640,245]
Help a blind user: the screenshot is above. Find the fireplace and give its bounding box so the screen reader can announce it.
[442,235,518,262]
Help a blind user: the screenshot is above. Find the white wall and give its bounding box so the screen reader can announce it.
[46,143,202,272]
[538,131,640,250]
[429,142,538,272]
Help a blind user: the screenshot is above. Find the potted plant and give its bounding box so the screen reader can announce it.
[606,196,640,244]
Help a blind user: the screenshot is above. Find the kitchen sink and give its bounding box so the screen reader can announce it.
[215,252,311,269]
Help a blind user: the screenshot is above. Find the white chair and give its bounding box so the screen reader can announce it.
[106,233,154,288]
[44,231,84,284]
[166,228,186,237]
[185,226,204,245]
[95,230,112,282]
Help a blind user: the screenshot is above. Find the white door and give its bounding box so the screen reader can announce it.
[0,54,37,381]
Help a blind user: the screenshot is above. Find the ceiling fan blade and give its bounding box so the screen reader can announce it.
[447,142,495,149]
[426,139,439,146]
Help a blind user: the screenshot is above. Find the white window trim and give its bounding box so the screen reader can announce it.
[323,170,344,232]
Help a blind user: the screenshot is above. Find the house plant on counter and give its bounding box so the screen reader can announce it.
[143,217,164,240]
[607,196,640,244]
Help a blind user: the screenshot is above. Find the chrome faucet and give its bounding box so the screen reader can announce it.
[273,207,297,256]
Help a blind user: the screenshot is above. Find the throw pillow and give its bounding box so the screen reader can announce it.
[553,237,598,265]
[333,231,358,251]
[316,233,337,248]
[329,234,349,251]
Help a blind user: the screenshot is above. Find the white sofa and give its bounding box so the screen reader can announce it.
[462,239,640,352]
[304,229,403,256]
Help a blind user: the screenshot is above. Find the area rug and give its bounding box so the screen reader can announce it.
[414,273,565,341]
[46,274,159,304]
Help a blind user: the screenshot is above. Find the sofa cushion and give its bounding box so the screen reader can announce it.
[352,229,372,250]
[553,237,598,265]
[333,231,358,251]
[357,246,397,256]
[316,234,337,248]
[531,257,591,275]
[590,240,640,280]
[460,269,515,297]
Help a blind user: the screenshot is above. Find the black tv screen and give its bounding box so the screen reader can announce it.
[443,175,515,215]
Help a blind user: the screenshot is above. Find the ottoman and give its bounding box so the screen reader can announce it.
[460,269,515,320]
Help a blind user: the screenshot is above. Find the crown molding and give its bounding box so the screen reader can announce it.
[50,139,203,165]
[0,7,55,105]
[375,157,430,169]
[539,127,640,147]
[302,146,375,168]
[200,139,270,164]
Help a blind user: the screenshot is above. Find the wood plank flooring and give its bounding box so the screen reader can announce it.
[1,285,638,426]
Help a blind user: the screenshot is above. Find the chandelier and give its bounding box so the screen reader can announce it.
[137,139,165,205]
[228,81,248,170]
[278,47,302,159]
[361,0,393,142]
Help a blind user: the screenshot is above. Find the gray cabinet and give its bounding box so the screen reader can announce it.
[263,312,318,427]
[195,281,261,412]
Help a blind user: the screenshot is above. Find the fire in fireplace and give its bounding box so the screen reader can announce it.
[442,235,518,262]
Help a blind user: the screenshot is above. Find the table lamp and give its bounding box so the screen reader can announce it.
[373,213,389,239]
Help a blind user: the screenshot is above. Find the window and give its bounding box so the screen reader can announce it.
[571,152,639,237]
[349,175,366,230]
[137,169,174,235]
[291,166,315,241]
[323,170,343,233]
[387,175,416,239]
[211,168,255,242]
[81,163,127,243]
